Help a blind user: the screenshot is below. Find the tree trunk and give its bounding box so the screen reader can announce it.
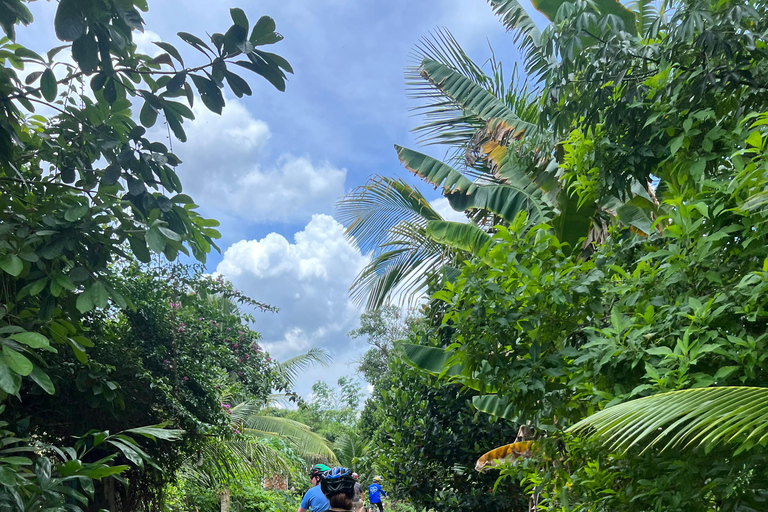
[220,488,231,512]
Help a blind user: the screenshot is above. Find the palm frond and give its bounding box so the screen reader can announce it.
[334,431,368,468]
[242,415,338,463]
[486,0,547,79]
[337,176,443,254]
[338,177,457,309]
[407,29,498,156]
[568,387,768,455]
[350,238,451,311]
[276,348,332,389]
[178,437,289,488]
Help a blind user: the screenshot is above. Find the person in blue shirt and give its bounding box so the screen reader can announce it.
[298,464,331,512]
[367,476,386,512]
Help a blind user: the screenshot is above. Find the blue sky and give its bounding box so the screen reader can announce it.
[19,0,548,399]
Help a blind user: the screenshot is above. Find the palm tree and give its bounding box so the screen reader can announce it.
[179,347,337,512]
[226,347,339,462]
[338,0,659,311]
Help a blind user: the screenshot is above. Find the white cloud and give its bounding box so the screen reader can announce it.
[216,214,368,363]
[430,197,469,223]
[170,99,346,223]
[133,30,163,56]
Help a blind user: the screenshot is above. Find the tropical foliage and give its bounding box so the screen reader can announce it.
[0,1,301,509]
[363,0,768,510]
[366,344,527,512]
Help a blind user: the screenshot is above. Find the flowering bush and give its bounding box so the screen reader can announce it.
[11,263,280,506]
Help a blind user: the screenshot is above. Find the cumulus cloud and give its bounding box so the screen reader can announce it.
[216,214,367,361]
[170,99,346,223]
[133,30,163,56]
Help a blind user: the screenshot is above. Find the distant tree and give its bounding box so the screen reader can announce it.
[349,305,411,385]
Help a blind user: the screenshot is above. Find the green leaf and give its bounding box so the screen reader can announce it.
[713,366,739,380]
[165,71,187,93]
[0,457,32,465]
[8,332,51,350]
[0,255,23,277]
[746,131,763,149]
[401,344,462,377]
[426,220,489,256]
[472,395,517,420]
[177,32,212,53]
[64,204,89,222]
[669,134,685,156]
[140,101,158,129]
[157,227,182,242]
[569,387,768,454]
[234,60,285,92]
[223,70,252,98]
[90,281,109,308]
[145,228,166,253]
[75,289,94,313]
[29,365,55,395]
[230,8,248,29]
[249,16,276,43]
[153,42,184,67]
[40,68,57,102]
[254,50,293,74]
[189,74,225,114]
[71,33,98,73]
[129,235,151,263]
[123,424,185,441]
[0,364,21,395]
[2,347,33,377]
[54,0,85,41]
[532,0,635,33]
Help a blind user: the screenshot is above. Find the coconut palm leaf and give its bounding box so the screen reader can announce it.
[407,30,504,156]
[178,437,289,488]
[337,176,443,253]
[334,430,368,468]
[568,387,768,455]
[351,225,452,310]
[276,348,332,390]
[338,177,459,309]
[486,0,549,79]
[241,414,338,463]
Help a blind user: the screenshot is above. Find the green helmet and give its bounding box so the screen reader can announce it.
[309,464,331,478]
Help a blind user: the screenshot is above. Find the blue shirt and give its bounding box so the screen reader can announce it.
[368,483,386,504]
[300,485,330,512]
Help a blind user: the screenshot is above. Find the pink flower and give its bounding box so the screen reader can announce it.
[238,357,243,362]
[199,317,204,321]
[163,359,170,364]
[245,354,250,360]
[183,376,189,381]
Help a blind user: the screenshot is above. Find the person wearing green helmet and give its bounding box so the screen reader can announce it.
[298,464,331,512]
